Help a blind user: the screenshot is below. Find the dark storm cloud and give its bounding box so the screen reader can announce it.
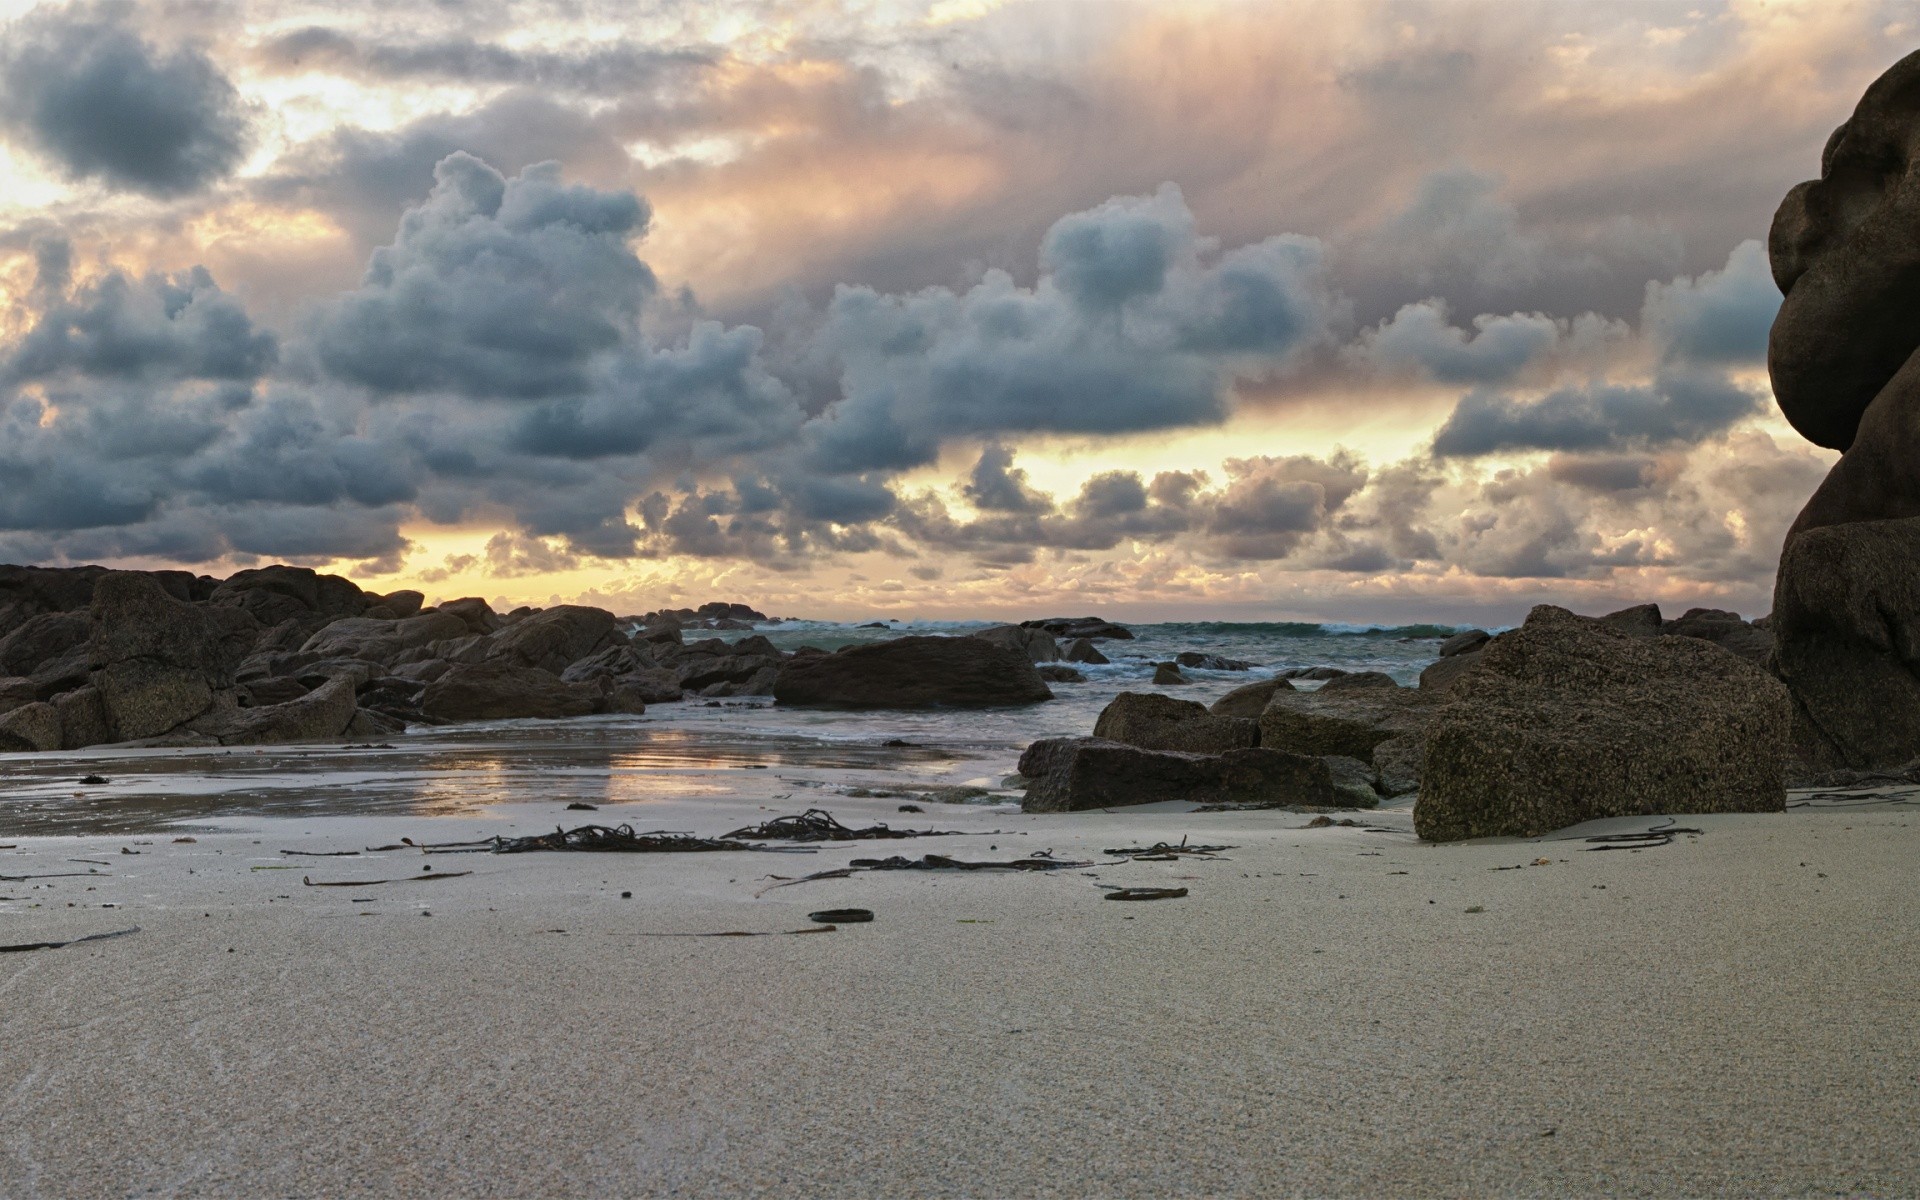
[1429,370,1761,459]
[6,260,277,384]
[314,153,654,399]
[0,3,250,196]
[257,27,714,93]
[801,185,1336,475]
[961,443,1052,514]
[1641,239,1780,365]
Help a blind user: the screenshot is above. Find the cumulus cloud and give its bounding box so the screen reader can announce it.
[256,27,714,93]
[315,153,654,399]
[1429,370,1762,458]
[0,3,250,196]
[1641,239,1780,365]
[802,184,1336,473]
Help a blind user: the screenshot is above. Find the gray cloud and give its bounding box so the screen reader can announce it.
[0,3,250,196]
[1641,239,1779,364]
[314,153,654,399]
[1429,370,1761,458]
[257,26,714,93]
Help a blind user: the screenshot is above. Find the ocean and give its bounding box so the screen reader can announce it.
[0,620,1467,837]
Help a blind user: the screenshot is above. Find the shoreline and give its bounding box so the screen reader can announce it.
[2,791,1915,1196]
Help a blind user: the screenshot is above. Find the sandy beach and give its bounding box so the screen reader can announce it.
[3,778,1915,1198]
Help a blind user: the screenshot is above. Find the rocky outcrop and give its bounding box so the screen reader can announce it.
[1598,604,1662,638]
[973,624,1061,663]
[1175,652,1253,671]
[1036,665,1085,683]
[1021,617,1133,640]
[209,565,368,629]
[1318,671,1398,692]
[1152,663,1186,685]
[1662,608,1772,666]
[481,606,624,673]
[1771,517,1920,768]
[1418,652,1483,694]
[185,677,359,746]
[1092,692,1257,754]
[53,686,108,749]
[435,598,502,635]
[1416,606,1789,842]
[1259,686,1435,795]
[0,701,62,752]
[1438,629,1489,657]
[1018,737,1335,812]
[1063,638,1109,664]
[1208,677,1294,718]
[89,573,252,742]
[420,662,604,721]
[299,612,471,664]
[774,636,1052,708]
[0,610,89,678]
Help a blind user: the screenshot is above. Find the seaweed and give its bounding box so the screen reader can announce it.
[0,926,138,953]
[1102,836,1234,860]
[301,871,472,887]
[847,852,1091,872]
[721,808,963,843]
[1100,887,1188,901]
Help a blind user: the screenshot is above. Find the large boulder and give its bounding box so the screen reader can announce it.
[1092,692,1258,754]
[1021,617,1133,640]
[481,605,623,673]
[435,597,501,635]
[1438,629,1489,657]
[1209,676,1294,718]
[773,636,1052,708]
[0,610,89,677]
[88,573,249,741]
[0,565,109,638]
[1258,686,1434,763]
[185,677,359,745]
[420,662,604,722]
[1018,738,1334,812]
[973,624,1061,663]
[299,612,471,665]
[53,686,108,750]
[208,565,368,627]
[1661,608,1772,666]
[0,701,62,752]
[1416,606,1790,842]
[1318,670,1399,692]
[1771,516,1920,767]
[1063,638,1109,664]
[1418,652,1483,694]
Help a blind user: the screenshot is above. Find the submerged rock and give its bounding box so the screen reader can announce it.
[1021,616,1134,640]
[1093,692,1257,754]
[1416,605,1789,841]
[773,636,1052,708]
[1063,638,1109,664]
[1037,664,1086,683]
[973,624,1062,663]
[1018,737,1333,812]
[1151,663,1186,685]
[1175,651,1253,671]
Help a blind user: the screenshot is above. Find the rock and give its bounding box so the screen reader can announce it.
[669,637,784,692]
[1771,516,1920,767]
[0,564,109,638]
[1318,670,1399,691]
[482,605,622,673]
[1768,47,1920,454]
[1018,737,1334,812]
[0,701,62,752]
[1371,736,1423,797]
[240,678,310,707]
[1175,651,1253,671]
[1660,608,1772,665]
[1036,664,1085,683]
[420,662,604,722]
[773,636,1052,708]
[1209,677,1295,718]
[559,644,657,684]
[299,612,470,665]
[1416,605,1790,842]
[1258,686,1434,764]
[973,624,1062,663]
[1280,666,1348,680]
[436,597,501,635]
[1439,629,1489,657]
[1418,651,1484,694]
[391,659,452,684]
[1322,755,1382,808]
[53,686,108,749]
[295,659,383,690]
[380,590,425,619]
[0,676,35,714]
[209,565,368,627]
[1092,692,1258,754]
[606,680,651,714]
[186,677,359,745]
[1152,663,1186,685]
[1021,616,1134,640]
[1596,603,1662,638]
[1063,638,1109,664]
[89,573,246,741]
[610,666,684,704]
[0,610,89,677]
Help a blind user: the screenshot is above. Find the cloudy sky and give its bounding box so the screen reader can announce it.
[0,0,1905,622]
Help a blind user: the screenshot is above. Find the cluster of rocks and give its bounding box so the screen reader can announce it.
[0,565,803,752]
[624,602,775,632]
[1022,600,1792,838]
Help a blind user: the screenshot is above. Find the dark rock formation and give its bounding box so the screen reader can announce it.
[1092,692,1257,754]
[1021,616,1134,640]
[1661,608,1772,665]
[1318,670,1399,692]
[1259,686,1435,794]
[1036,665,1086,683]
[89,573,250,741]
[420,662,604,721]
[1419,652,1483,694]
[1278,666,1347,680]
[0,701,62,751]
[774,636,1052,708]
[1208,677,1294,718]
[1416,606,1789,841]
[1597,604,1663,638]
[185,677,359,746]
[1018,737,1334,812]
[973,624,1062,663]
[1151,663,1186,685]
[1063,638,1109,664]
[1438,629,1489,657]
[1175,651,1253,671]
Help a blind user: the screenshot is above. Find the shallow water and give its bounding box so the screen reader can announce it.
[0,620,1463,837]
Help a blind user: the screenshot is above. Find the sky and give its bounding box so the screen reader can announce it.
[0,0,1907,623]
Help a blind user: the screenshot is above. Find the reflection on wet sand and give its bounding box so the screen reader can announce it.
[0,722,970,837]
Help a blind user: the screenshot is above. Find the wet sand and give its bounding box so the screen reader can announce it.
[2,782,1916,1197]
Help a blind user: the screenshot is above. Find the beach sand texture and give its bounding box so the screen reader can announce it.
[1,793,1915,1197]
